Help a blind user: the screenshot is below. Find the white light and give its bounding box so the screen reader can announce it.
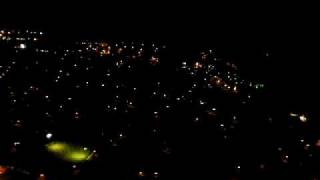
[299,115,307,122]
[19,43,26,49]
[46,133,53,139]
[233,86,237,91]
[305,144,310,147]
[289,113,298,117]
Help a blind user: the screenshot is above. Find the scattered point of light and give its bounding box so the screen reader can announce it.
[181,61,187,68]
[46,133,53,139]
[19,43,26,49]
[153,171,159,178]
[299,115,307,122]
[304,143,311,150]
[199,100,205,105]
[289,113,298,117]
[38,173,46,180]
[138,171,145,177]
[233,86,237,92]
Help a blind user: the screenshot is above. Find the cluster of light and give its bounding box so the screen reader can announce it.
[2,29,305,179]
[0,29,43,44]
[289,113,308,122]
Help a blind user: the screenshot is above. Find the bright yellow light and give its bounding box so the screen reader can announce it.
[46,141,92,163]
[47,142,67,153]
[67,151,90,162]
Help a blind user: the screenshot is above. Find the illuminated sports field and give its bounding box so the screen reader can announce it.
[46,142,93,163]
